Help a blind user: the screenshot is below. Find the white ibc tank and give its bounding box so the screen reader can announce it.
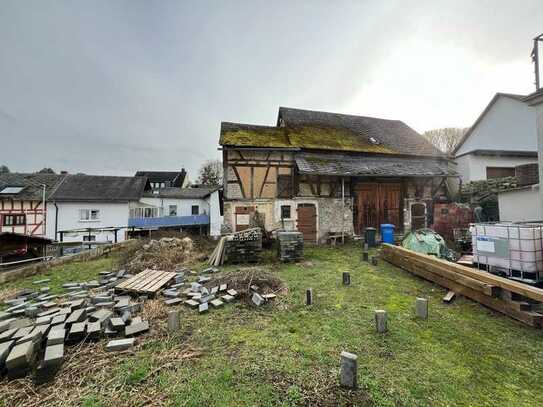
[471,223,543,275]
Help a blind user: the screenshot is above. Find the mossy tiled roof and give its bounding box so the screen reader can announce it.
[220,122,397,154]
[220,107,444,157]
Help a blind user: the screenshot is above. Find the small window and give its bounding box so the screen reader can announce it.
[169,205,177,216]
[144,207,154,218]
[281,205,291,219]
[79,209,100,221]
[0,186,24,194]
[3,214,26,226]
[83,235,96,242]
[277,175,293,198]
[191,205,199,215]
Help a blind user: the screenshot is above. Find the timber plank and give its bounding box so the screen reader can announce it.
[383,244,543,303]
[383,248,543,327]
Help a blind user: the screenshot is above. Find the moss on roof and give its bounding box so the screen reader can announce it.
[220,127,290,148]
[220,123,398,154]
[287,126,397,154]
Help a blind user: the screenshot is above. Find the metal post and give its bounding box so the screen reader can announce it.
[41,184,46,237]
[341,177,345,244]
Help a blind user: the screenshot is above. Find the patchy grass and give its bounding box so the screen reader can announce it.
[2,244,543,406]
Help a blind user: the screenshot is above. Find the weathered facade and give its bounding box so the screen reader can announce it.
[220,107,457,243]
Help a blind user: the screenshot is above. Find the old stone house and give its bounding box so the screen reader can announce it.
[219,107,457,243]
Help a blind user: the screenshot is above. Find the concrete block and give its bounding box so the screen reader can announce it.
[125,321,149,337]
[0,319,16,333]
[33,279,51,285]
[89,309,113,325]
[185,299,199,308]
[375,310,388,333]
[86,321,102,339]
[163,289,179,298]
[167,310,180,332]
[106,338,135,352]
[66,309,87,324]
[10,318,33,329]
[6,340,35,372]
[25,307,40,318]
[210,286,219,295]
[109,318,125,332]
[340,351,358,389]
[219,284,228,292]
[262,293,276,300]
[120,310,132,323]
[68,322,86,342]
[165,298,183,306]
[221,294,234,303]
[198,276,211,284]
[415,298,428,320]
[47,328,65,346]
[0,328,17,343]
[371,256,378,266]
[252,293,265,306]
[198,303,209,314]
[210,299,224,308]
[199,294,215,304]
[12,326,33,341]
[0,340,14,369]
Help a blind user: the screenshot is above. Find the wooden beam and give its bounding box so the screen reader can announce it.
[383,244,543,303]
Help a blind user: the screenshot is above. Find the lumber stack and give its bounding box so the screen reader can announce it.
[381,244,543,327]
[277,231,304,262]
[208,228,262,266]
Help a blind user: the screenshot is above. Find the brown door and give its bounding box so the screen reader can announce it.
[354,183,401,234]
[297,204,317,242]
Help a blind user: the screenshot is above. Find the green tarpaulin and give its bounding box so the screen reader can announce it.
[402,229,456,261]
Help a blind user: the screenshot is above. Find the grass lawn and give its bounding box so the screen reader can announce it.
[2,244,543,406]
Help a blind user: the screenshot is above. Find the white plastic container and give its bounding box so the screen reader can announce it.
[470,223,543,281]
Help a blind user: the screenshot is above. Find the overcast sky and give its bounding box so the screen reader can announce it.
[1,1,542,179]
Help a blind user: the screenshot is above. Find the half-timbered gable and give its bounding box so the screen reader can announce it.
[219,107,458,243]
[0,173,66,237]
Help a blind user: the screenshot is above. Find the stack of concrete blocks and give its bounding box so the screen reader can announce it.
[277,231,304,262]
[0,269,149,382]
[224,229,263,264]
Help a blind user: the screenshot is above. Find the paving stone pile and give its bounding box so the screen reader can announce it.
[0,271,150,383]
[161,266,276,313]
[277,231,304,262]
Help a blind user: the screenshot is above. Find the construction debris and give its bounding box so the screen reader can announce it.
[0,271,152,382]
[208,228,262,266]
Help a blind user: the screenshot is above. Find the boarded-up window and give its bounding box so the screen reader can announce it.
[277,175,292,198]
[486,167,515,179]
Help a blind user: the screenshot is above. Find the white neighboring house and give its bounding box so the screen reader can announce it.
[454,93,538,182]
[525,88,543,217]
[497,184,541,222]
[129,187,223,237]
[46,175,148,243]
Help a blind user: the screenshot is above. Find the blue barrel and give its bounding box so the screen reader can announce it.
[380,224,395,244]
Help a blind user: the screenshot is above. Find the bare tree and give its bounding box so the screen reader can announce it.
[422,127,469,155]
[197,159,223,187]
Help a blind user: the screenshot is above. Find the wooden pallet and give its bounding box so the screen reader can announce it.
[115,269,176,295]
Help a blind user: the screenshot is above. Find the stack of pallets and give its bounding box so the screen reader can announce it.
[208,228,262,266]
[382,244,543,327]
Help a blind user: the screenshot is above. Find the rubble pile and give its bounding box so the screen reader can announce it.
[0,271,150,383]
[124,237,195,273]
[161,267,283,312]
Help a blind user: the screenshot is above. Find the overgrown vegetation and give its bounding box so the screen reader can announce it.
[1,244,543,406]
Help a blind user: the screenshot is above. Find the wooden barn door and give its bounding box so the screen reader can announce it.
[354,183,401,234]
[296,204,317,242]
